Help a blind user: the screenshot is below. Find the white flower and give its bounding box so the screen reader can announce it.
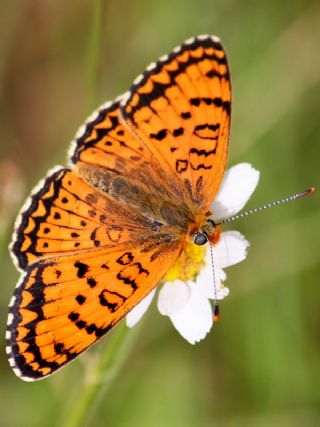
[126,163,260,344]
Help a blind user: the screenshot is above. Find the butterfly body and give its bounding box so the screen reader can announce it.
[7,35,231,380]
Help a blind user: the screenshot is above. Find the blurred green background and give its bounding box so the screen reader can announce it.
[0,1,319,426]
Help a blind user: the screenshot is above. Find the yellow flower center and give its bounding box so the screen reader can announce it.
[163,241,206,282]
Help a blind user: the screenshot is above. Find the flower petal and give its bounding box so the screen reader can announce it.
[197,268,229,300]
[157,280,190,316]
[195,252,227,299]
[214,231,249,268]
[126,289,156,328]
[211,163,260,220]
[168,284,213,344]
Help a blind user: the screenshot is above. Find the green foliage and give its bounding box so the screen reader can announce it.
[0,1,319,426]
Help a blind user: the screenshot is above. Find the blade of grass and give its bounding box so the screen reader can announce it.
[86,0,105,110]
[58,2,143,426]
[58,322,141,427]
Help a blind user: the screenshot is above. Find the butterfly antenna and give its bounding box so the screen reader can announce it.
[209,242,220,322]
[216,187,316,226]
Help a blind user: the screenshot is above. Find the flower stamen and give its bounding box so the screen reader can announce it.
[163,241,206,282]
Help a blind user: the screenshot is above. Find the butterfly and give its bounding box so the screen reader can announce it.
[7,35,231,381]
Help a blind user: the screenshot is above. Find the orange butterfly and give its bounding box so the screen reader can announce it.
[7,35,232,380]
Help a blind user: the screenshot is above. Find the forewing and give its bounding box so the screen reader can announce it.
[121,35,231,209]
[69,100,194,211]
[7,241,181,380]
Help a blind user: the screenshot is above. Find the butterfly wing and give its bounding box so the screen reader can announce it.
[8,149,184,381]
[7,240,181,380]
[121,35,231,209]
[69,35,231,211]
[69,99,196,209]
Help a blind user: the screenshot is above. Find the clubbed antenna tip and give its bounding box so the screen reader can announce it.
[213,303,220,322]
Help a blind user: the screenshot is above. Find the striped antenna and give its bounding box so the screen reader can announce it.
[209,242,220,322]
[216,187,316,226]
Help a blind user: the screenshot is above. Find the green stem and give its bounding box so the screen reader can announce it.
[59,3,139,426]
[59,322,140,427]
[86,0,105,110]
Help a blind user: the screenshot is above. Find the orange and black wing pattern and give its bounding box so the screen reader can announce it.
[121,35,231,209]
[7,242,181,380]
[69,99,197,213]
[7,148,185,381]
[69,100,153,176]
[7,165,187,380]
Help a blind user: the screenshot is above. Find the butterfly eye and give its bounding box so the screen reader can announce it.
[193,233,208,246]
